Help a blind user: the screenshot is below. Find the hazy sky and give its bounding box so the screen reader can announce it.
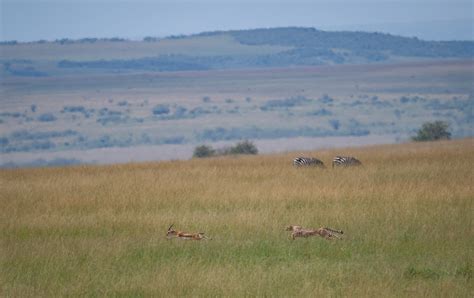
[1,0,473,42]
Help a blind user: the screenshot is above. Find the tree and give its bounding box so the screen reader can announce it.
[412,121,451,142]
[193,145,215,158]
[193,141,258,158]
[152,104,170,115]
[228,140,258,155]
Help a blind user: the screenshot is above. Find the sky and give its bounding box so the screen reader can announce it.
[1,0,473,42]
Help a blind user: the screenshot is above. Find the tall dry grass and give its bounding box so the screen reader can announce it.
[1,139,473,296]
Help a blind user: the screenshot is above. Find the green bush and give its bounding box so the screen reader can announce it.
[412,121,451,142]
[193,145,215,158]
[228,140,258,155]
[193,140,258,158]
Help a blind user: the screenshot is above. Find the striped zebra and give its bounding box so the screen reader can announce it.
[293,157,325,168]
[332,156,362,168]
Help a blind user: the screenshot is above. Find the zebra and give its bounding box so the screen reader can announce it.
[332,156,362,168]
[293,157,325,168]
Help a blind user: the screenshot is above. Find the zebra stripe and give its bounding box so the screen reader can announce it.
[332,156,362,167]
[293,157,325,168]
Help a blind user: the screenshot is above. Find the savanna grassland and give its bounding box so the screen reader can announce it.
[2,59,473,167]
[1,138,473,296]
[2,28,473,167]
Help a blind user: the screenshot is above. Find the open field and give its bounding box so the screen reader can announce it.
[1,138,473,296]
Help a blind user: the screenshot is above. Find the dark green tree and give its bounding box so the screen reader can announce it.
[412,121,451,141]
[229,140,258,155]
[193,145,215,158]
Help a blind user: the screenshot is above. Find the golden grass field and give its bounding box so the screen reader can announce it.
[1,138,473,296]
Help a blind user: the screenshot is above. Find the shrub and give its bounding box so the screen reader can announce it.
[228,140,258,155]
[189,107,211,117]
[193,141,258,158]
[38,113,57,122]
[329,119,340,130]
[0,112,22,118]
[78,38,98,43]
[152,104,170,115]
[400,96,413,104]
[96,115,128,126]
[308,108,332,116]
[0,137,8,146]
[412,121,451,142]
[31,140,56,151]
[143,36,159,42]
[394,109,403,119]
[10,129,77,141]
[319,94,334,104]
[160,136,186,145]
[261,96,312,110]
[62,105,86,113]
[7,66,47,77]
[173,106,187,118]
[193,145,215,158]
[0,40,18,45]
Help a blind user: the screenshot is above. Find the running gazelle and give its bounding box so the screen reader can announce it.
[166,224,211,240]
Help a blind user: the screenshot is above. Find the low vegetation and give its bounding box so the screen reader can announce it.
[192,144,215,158]
[1,139,472,296]
[193,140,258,158]
[412,120,451,142]
[2,60,473,166]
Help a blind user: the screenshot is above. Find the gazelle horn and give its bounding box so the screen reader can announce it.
[168,224,174,231]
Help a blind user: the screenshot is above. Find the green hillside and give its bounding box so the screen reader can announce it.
[1,27,473,77]
[227,27,474,58]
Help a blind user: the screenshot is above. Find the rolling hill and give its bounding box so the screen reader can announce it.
[1,28,473,168]
[2,27,473,77]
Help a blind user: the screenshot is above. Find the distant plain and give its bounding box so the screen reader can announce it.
[1,28,473,166]
[1,59,473,166]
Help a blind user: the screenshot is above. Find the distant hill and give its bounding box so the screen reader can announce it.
[229,27,473,59]
[1,27,473,76]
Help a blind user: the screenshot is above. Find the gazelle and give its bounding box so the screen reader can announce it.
[166,224,211,240]
[286,225,343,240]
